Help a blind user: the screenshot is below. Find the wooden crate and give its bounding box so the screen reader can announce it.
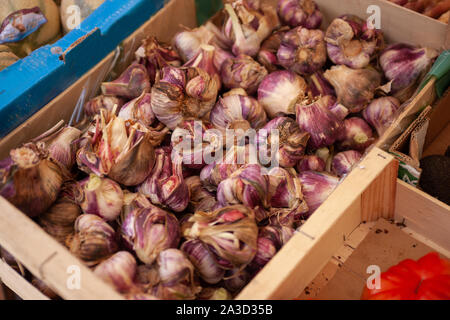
[0,0,446,300]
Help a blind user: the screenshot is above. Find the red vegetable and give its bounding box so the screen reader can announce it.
[361,252,450,300]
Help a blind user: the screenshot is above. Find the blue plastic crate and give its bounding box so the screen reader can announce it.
[0,0,166,138]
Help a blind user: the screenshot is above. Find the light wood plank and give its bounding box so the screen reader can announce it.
[0,260,49,300]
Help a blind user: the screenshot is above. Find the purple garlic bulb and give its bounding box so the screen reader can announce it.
[221,54,268,95]
[338,117,375,152]
[76,111,156,186]
[118,92,155,127]
[137,147,189,213]
[277,0,323,29]
[296,95,344,150]
[380,44,438,103]
[211,90,267,133]
[299,171,340,215]
[362,96,401,136]
[325,15,384,69]
[257,27,289,72]
[185,176,218,213]
[332,150,362,177]
[277,26,327,76]
[121,205,180,264]
[223,0,280,57]
[182,205,258,270]
[267,167,309,225]
[101,63,150,99]
[84,95,125,117]
[151,66,219,130]
[135,36,181,84]
[80,175,124,221]
[181,239,225,284]
[173,25,216,63]
[184,44,221,90]
[257,117,310,168]
[217,164,270,222]
[296,155,326,172]
[94,251,138,294]
[324,65,381,113]
[68,214,118,266]
[258,70,308,118]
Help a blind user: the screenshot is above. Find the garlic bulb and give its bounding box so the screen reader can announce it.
[173,26,216,62]
[151,66,219,130]
[308,71,335,98]
[277,26,327,76]
[278,0,323,29]
[185,176,218,213]
[118,92,155,127]
[135,36,181,84]
[224,268,250,292]
[338,117,375,152]
[137,147,189,213]
[257,117,310,168]
[257,27,288,72]
[362,96,401,136]
[296,155,325,172]
[258,70,308,118]
[217,164,270,221]
[221,54,268,95]
[121,205,180,265]
[332,150,362,177]
[324,65,381,113]
[182,205,258,270]
[184,44,221,90]
[68,214,118,266]
[210,90,267,133]
[325,15,384,69]
[76,110,156,186]
[101,63,150,99]
[0,142,63,217]
[299,171,340,215]
[84,95,125,117]
[94,251,138,293]
[380,44,438,102]
[80,175,124,221]
[296,95,344,149]
[181,239,225,284]
[223,0,280,57]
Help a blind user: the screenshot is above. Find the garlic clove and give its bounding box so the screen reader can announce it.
[296,155,326,172]
[362,96,401,136]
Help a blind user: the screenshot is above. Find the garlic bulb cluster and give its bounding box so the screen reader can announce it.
[2,0,440,300]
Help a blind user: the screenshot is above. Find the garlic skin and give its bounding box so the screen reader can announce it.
[258,70,308,118]
[296,95,344,150]
[224,268,250,292]
[0,143,63,218]
[68,214,118,266]
[257,27,288,72]
[151,66,219,130]
[362,97,401,136]
[325,15,384,69]
[101,63,151,99]
[84,95,125,117]
[278,0,323,29]
[217,164,270,222]
[182,205,258,270]
[299,171,340,215]
[94,251,138,294]
[324,65,381,113]
[221,54,268,95]
[76,110,156,186]
[308,71,335,98]
[137,147,189,213]
[277,26,327,76]
[118,92,155,127]
[257,117,310,168]
[184,44,221,90]
[296,155,326,172]
[328,100,350,121]
[173,26,215,62]
[380,44,438,103]
[135,36,181,84]
[223,1,280,57]
[185,176,218,213]
[332,150,362,177]
[267,167,309,225]
[80,175,124,221]
[338,117,375,152]
[181,239,225,285]
[210,91,268,133]
[121,205,180,265]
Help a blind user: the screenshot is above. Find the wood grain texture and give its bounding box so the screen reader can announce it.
[0,260,49,300]
[237,148,397,300]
